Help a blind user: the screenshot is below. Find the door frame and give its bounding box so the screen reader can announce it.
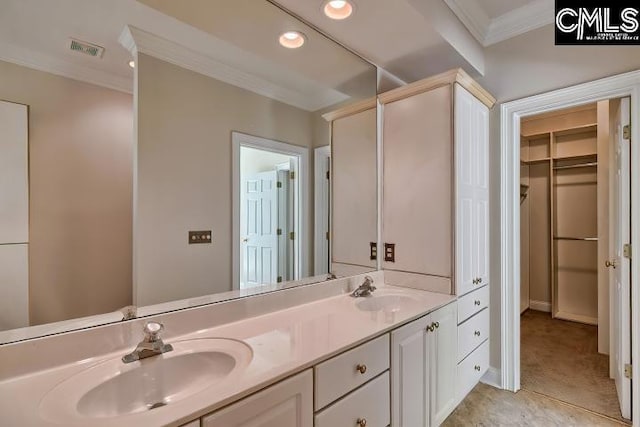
[500,70,640,424]
[232,132,309,290]
[314,145,330,276]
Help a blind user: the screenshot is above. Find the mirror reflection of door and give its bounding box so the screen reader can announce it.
[239,146,298,289]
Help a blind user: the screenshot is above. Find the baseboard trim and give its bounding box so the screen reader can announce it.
[480,366,502,389]
[529,300,551,312]
[555,311,598,325]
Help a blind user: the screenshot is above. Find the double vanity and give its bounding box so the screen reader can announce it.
[0,272,489,427]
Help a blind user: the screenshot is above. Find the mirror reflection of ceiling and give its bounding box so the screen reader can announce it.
[0,0,375,111]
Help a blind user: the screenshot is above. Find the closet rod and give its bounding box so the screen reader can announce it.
[553,162,597,170]
[553,236,598,241]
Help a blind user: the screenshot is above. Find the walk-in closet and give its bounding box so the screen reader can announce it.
[519,101,630,422]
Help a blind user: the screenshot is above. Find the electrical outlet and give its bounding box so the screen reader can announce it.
[189,230,212,244]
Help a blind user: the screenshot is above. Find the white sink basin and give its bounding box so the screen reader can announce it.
[39,338,253,421]
[356,293,419,312]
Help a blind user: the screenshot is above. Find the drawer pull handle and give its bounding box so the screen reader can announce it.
[356,364,367,374]
[474,365,481,372]
[357,418,367,427]
[474,300,481,306]
[474,330,481,337]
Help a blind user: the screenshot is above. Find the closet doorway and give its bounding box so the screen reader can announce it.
[519,99,631,422]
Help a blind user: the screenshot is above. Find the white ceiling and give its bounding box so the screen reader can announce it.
[0,0,554,97]
[0,0,375,111]
[274,0,554,81]
[480,0,534,19]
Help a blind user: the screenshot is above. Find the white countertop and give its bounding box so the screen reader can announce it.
[0,284,455,427]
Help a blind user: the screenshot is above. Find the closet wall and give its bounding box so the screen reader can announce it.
[520,104,610,348]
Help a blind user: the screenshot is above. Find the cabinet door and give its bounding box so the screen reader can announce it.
[391,315,430,427]
[454,85,477,296]
[455,85,490,295]
[202,370,313,427]
[429,303,458,426]
[332,108,377,269]
[474,101,490,287]
[383,86,452,277]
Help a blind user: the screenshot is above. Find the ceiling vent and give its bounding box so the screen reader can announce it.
[69,38,105,58]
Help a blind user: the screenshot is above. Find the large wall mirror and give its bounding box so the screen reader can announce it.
[0,0,377,344]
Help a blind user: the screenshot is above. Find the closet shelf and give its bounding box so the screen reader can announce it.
[553,153,598,161]
[553,236,598,241]
[521,157,551,164]
[553,162,597,170]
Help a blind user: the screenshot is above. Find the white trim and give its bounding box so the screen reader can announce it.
[555,311,598,326]
[119,26,347,112]
[480,367,502,389]
[528,300,551,313]
[484,0,553,46]
[443,0,491,44]
[314,146,331,276]
[444,0,553,47]
[0,40,132,94]
[500,70,640,426]
[232,132,310,290]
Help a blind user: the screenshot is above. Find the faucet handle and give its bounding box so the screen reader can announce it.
[364,275,374,284]
[143,321,164,341]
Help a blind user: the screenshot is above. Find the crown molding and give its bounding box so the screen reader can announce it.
[0,40,132,94]
[443,0,490,44]
[378,68,495,108]
[484,0,554,46]
[445,0,553,47]
[119,25,344,112]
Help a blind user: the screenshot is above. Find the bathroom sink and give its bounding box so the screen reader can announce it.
[39,338,253,421]
[356,293,419,312]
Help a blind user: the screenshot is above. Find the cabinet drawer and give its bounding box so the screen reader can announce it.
[457,285,489,324]
[315,334,389,409]
[457,340,489,401]
[315,372,390,427]
[457,308,489,362]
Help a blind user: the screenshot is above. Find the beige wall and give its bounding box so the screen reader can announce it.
[0,60,133,326]
[476,24,640,369]
[135,53,316,306]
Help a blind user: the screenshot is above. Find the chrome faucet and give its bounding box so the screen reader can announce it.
[122,321,173,363]
[351,276,376,298]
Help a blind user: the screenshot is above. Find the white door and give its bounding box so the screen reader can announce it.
[202,370,313,427]
[241,170,278,288]
[391,316,430,427]
[429,303,458,426]
[610,97,631,420]
[455,85,477,296]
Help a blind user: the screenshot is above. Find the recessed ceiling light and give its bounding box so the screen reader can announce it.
[128,60,135,69]
[279,31,306,49]
[323,0,354,20]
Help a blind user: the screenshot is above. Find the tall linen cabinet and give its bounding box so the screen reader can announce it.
[380,69,495,425]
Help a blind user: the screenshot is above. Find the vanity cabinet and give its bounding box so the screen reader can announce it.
[379,69,495,296]
[391,302,457,426]
[202,370,313,427]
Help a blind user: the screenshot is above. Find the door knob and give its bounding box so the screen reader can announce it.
[605,260,618,269]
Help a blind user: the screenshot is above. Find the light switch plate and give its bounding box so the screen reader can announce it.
[189,230,212,244]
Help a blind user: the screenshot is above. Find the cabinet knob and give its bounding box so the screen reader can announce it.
[474,300,481,306]
[356,364,367,374]
[434,322,440,329]
[357,418,367,427]
[474,365,481,371]
[474,330,481,337]
[426,324,434,332]
[478,278,483,284]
